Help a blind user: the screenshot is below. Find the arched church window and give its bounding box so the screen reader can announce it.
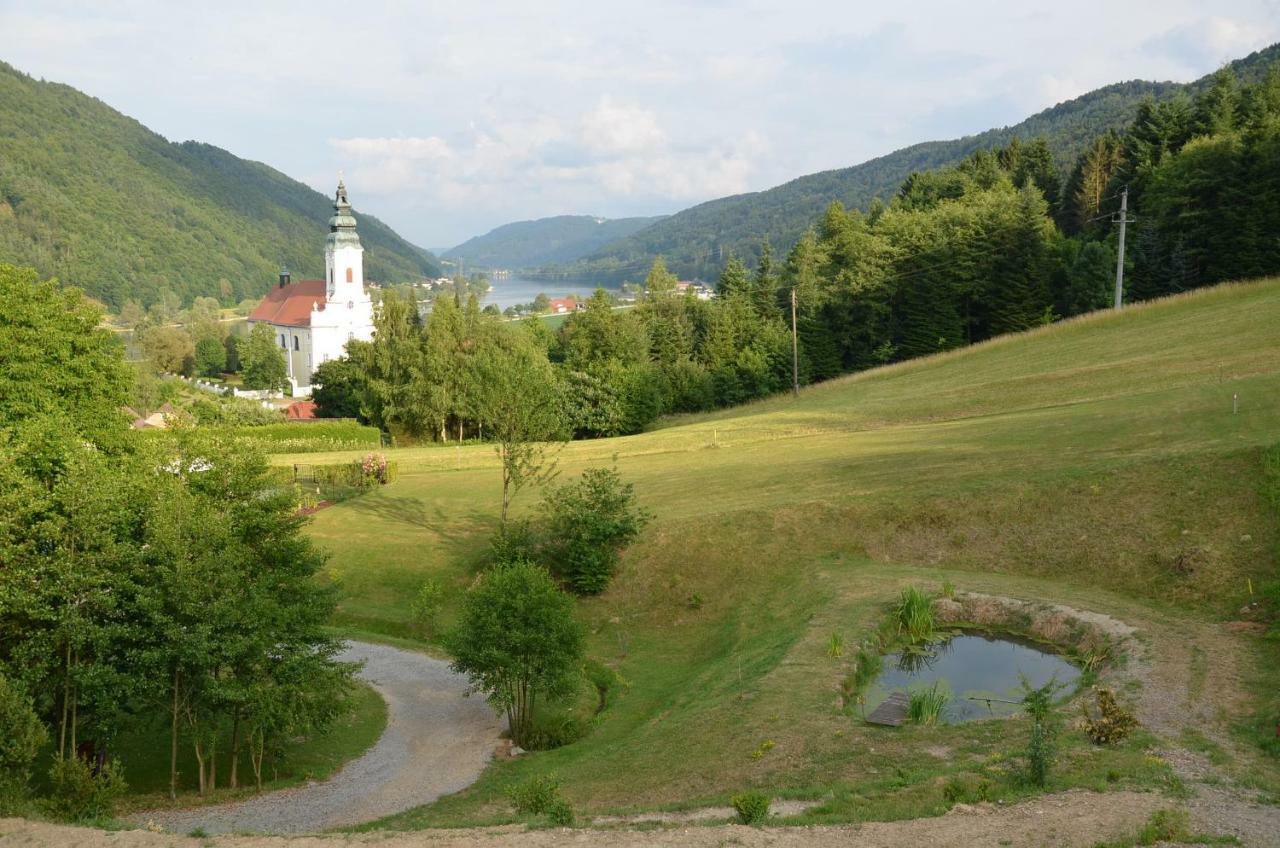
[279,334,285,348]
[293,336,300,351]
[346,267,353,283]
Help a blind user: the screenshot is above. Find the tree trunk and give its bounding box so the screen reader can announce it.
[500,444,511,526]
[69,681,78,755]
[170,667,180,800]
[229,713,241,789]
[249,729,264,792]
[59,641,71,759]
[193,738,206,796]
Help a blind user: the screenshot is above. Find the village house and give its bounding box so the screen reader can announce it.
[548,297,584,314]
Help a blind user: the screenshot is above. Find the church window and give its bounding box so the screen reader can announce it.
[293,336,300,351]
[279,334,286,348]
[346,267,353,283]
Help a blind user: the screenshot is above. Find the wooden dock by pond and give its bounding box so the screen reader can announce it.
[866,691,911,726]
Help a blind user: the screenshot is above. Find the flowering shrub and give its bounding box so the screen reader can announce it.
[360,452,389,484]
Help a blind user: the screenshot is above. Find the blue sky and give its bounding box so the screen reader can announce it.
[2,1,1277,249]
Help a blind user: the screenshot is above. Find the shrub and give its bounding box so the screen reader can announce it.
[841,646,884,715]
[539,466,650,595]
[410,578,446,636]
[490,519,541,566]
[1081,688,1138,744]
[221,421,382,454]
[47,756,127,822]
[0,674,46,813]
[731,790,771,825]
[508,774,561,815]
[545,797,575,826]
[907,683,949,726]
[943,774,993,804]
[521,710,590,751]
[583,658,625,714]
[1136,808,1191,844]
[895,586,936,642]
[1020,675,1065,787]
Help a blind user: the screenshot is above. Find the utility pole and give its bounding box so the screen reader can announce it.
[790,287,799,397]
[1113,186,1132,310]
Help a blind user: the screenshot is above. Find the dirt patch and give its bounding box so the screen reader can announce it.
[297,501,334,516]
[592,799,819,825]
[0,790,1168,847]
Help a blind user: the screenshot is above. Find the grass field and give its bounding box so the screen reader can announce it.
[275,279,1280,827]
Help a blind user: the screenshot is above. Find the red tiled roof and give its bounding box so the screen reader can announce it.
[548,297,578,313]
[285,401,318,420]
[248,280,327,327]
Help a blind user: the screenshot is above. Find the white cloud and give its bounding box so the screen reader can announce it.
[579,97,667,155]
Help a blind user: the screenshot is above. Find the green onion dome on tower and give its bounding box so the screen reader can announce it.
[326,178,362,250]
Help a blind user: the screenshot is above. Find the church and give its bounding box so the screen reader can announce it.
[248,179,376,395]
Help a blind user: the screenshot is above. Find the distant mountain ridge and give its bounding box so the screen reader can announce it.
[539,43,1280,284]
[0,61,439,309]
[444,214,667,271]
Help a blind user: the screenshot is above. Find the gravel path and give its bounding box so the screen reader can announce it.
[134,642,503,835]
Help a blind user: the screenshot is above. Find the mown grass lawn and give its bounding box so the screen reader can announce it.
[275,278,1280,826]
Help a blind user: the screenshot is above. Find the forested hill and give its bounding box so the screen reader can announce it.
[544,42,1280,284]
[0,62,439,309]
[444,214,668,270]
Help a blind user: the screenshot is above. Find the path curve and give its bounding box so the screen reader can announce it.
[136,642,503,835]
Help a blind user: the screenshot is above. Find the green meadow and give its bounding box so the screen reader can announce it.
[275,278,1280,825]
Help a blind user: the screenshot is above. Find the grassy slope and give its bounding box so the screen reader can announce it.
[278,279,1280,824]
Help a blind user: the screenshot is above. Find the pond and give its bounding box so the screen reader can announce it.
[864,634,1081,724]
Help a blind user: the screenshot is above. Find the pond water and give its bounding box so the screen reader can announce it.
[865,634,1081,724]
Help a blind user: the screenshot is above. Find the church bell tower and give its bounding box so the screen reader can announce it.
[324,178,365,303]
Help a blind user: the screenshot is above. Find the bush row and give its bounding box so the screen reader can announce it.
[226,421,381,453]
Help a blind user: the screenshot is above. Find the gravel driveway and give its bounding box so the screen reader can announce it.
[135,642,503,835]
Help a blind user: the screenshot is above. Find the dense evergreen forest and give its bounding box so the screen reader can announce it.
[0,62,439,310]
[320,64,1280,441]
[538,43,1280,285]
[444,214,668,271]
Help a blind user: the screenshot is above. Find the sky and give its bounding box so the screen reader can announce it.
[2,1,1278,250]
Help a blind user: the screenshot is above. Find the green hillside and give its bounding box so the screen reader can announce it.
[277,278,1280,826]
[0,61,439,309]
[545,43,1280,283]
[444,214,667,271]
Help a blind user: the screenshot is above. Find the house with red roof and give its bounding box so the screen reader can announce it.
[548,297,581,314]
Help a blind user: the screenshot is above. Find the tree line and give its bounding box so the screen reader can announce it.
[315,67,1280,440]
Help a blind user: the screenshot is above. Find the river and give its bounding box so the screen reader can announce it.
[478,275,621,310]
